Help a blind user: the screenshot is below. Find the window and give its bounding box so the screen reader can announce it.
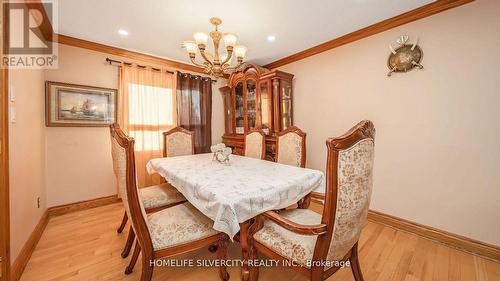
[127,83,174,151]
[119,66,176,187]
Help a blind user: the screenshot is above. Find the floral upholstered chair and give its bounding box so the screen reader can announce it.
[163,126,195,157]
[244,128,266,160]
[251,120,375,281]
[110,124,186,272]
[110,123,229,281]
[275,126,306,168]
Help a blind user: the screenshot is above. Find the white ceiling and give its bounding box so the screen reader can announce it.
[53,0,433,66]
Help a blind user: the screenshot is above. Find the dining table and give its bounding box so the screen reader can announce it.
[146,153,325,281]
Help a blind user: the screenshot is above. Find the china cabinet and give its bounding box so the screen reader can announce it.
[220,64,294,160]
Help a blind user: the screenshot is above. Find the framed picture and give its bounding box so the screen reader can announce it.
[45,81,117,127]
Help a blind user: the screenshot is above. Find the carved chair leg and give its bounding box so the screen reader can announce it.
[125,241,141,275]
[350,243,365,281]
[140,253,154,281]
[217,237,230,281]
[117,211,128,233]
[121,226,135,258]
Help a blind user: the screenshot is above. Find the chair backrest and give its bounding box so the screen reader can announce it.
[244,129,266,160]
[275,126,306,167]
[110,126,125,198]
[314,120,375,263]
[109,123,154,254]
[163,126,195,157]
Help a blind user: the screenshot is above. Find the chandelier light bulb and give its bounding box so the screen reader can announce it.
[223,33,238,48]
[193,32,209,46]
[183,41,198,54]
[234,45,247,59]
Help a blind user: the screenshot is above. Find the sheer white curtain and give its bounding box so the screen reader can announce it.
[119,65,176,187]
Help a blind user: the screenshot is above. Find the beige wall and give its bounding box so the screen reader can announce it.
[9,68,47,261]
[277,0,500,245]
[44,44,225,207]
[44,45,119,207]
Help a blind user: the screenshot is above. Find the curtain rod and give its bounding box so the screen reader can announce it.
[106,58,217,83]
[106,58,175,74]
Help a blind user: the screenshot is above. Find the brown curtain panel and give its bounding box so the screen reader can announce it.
[176,72,212,153]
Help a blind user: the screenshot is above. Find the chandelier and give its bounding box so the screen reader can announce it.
[183,17,247,78]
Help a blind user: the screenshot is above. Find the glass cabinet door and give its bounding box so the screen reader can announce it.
[281,80,293,130]
[235,82,244,134]
[246,79,257,130]
[259,81,271,135]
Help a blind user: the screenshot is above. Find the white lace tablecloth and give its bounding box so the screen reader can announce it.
[146,153,324,239]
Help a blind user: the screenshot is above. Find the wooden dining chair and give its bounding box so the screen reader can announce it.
[110,123,230,281]
[275,126,306,168]
[244,128,266,160]
[121,126,196,274]
[163,126,195,157]
[250,120,375,281]
[110,124,186,260]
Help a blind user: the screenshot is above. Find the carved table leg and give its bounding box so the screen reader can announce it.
[217,237,230,281]
[240,219,257,281]
[240,220,251,281]
[297,193,312,209]
[208,244,218,253]
[240,219,260,281]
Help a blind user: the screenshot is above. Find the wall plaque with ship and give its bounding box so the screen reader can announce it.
[46,81,117,127]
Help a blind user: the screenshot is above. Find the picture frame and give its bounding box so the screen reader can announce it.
[45,81,117,127]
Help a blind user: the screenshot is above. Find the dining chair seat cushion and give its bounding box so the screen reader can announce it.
[254,208,349,269]
[254,208,320,268]
[139,183,186,210]
[148,203,219,250]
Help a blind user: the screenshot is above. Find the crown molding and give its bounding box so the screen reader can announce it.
[56,34,206,73]
[264,0,474,69]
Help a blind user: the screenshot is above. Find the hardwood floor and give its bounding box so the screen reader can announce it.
[20,203,500,281]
